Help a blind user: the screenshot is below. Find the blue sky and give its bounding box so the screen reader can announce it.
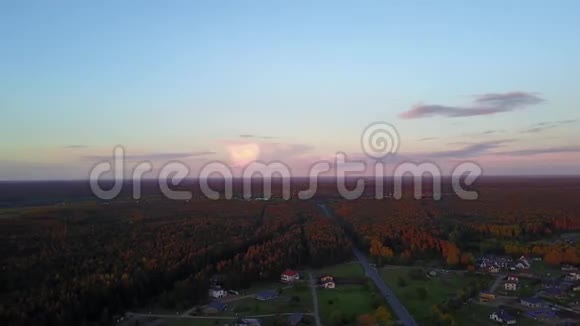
[1,1,579,179]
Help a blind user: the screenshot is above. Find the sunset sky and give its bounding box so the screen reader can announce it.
[1,1,579,180]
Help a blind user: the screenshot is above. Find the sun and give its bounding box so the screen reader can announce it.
[226,143,260,167]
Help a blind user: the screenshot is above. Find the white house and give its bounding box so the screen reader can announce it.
[504,282,517,292]
[209,286,227,299]
[490,310,516,324]
[488,265,500,273]
[322,281,335,289]
[565,272,580,281]
[514,257,531,270]
[561,264,577,271]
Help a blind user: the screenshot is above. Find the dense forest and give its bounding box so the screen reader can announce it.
[1,182,579,325]
[0,199,350,325]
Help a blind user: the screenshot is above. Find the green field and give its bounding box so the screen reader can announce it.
[317,284,385,324]
[530,260,565,277]
[380,268,487,323]
[514,279,542,297]
[314,262,390,325]
[227,284,313,316]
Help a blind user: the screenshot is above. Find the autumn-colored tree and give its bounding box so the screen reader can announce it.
[544,249,562,265]
[375,306,392,325]
[357,313,377,326]
[446,248,460,266]
[460,252,474,266]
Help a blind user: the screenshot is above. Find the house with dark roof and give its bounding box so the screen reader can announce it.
[235,318,262,326]
[520,297,544,308]
[490,310,516,324]
[543,287,566,298]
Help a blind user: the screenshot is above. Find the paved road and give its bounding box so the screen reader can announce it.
[308,272,322,326]
[317,203,418,326]
[488,274,505,293]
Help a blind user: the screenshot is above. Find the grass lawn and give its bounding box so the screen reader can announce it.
[318,284,385,325]
[454,304,497,326]
[227,284,313,316]
[380,268,487,323]
[530,260,565,277]
[515,279,542,297]
[313,262,389,325]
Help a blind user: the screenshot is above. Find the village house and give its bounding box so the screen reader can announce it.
[235,318,262,326]
[319,275,336,289]
[494,256,513,268]
[565,272,580,281]
[520,297,544,308]
[281,269,300,283]
[479,255,512,270]
[561,264,577,271]
[507,275,519,283]
[504,282,517,292]
[488,265,501,273]
[479,292,496,303]
[513,260,531,270]
[208,286,227,299]
[321,280,336,289]
[490,310,516,325]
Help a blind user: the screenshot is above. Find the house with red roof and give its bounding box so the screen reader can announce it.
[281,269,300,283]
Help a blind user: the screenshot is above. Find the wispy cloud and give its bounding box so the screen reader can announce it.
[428,139,513,158]
[521,119,576,133]
[494,146,580,156]
[479,130,505,135]
[400,92,544,119]
[239,134,278,140]
[63,145,89,149]
[82,151,216,161]
[416,137,438,141]
[465,129,506,137]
